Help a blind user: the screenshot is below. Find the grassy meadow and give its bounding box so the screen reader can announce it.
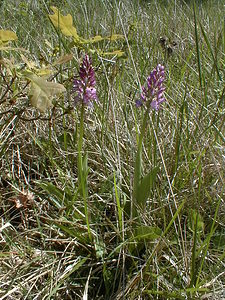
[0,0,224,299]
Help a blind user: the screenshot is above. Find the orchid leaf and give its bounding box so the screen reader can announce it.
[128,225,161,254]
[134,225,162,241]
[136,166,159,207]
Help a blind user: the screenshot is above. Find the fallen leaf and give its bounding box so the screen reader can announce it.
[10,189,35,209]
[0,29,17,44]
[53,53,74,66]
[26,73,66,112]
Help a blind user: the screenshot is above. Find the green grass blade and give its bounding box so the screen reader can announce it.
[46,257,88,300]
[199,22,222,81]
[114,171,123,232]
[196,197,222,287]
[193,1,203,89]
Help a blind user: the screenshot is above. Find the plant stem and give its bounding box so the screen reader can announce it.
[133,106,150,217]
[78,104,92,240]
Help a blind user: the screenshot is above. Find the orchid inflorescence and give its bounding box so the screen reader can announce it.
[73,54,97,107]
[136,64,166,110]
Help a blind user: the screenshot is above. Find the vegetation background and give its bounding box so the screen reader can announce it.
[0,0,224,299]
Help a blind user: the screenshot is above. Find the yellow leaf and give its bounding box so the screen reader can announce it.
[26,73,66,112]
[52,53,73,66]
[106,34,124,41]
[88,35,104,43]
[0,30,17,43]
[49,7,124,47]
[36,68,53,76]
[79,34,124,44]
[102,50,125,57]
[20,54,53,76]
[20,54,36,69]
[49,7,79,39]
[48,7,125,51]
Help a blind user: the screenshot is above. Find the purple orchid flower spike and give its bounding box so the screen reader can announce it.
[73,54,97,107]
[136,64,166,110]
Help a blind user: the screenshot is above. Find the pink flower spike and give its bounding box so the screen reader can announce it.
[136,64,166,110]
[73,54,97,107]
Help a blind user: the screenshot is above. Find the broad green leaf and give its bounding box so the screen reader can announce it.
[128,225,161,255]
[49,6,79,40]
[136,166,159,207]
[188,209,204,234]
[54,223,88,242]
[26,73,66,112]
[0,30,17,45]
[134,225,162,241]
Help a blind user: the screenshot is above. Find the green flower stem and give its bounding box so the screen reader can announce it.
[133,106,150,217]
[78,104,91,240]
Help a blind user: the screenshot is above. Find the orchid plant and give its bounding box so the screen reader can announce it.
[73,54,97,240]
[133,64,166,217]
